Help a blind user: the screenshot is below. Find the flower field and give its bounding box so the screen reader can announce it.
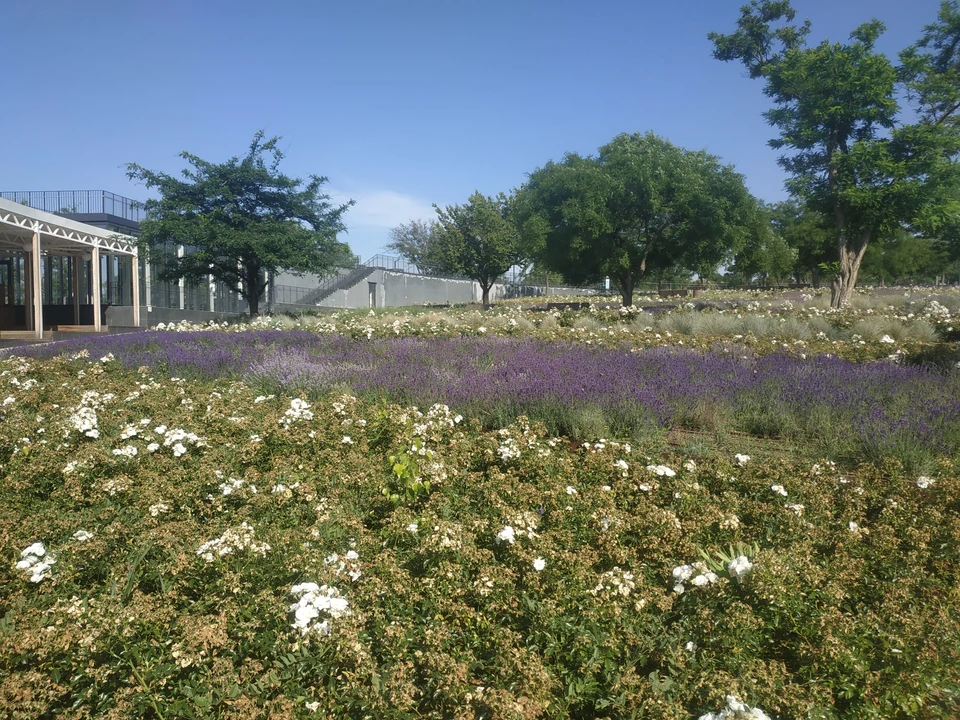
[2,292,960,718]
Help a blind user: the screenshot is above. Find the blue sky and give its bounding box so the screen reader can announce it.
[0,0,945,261]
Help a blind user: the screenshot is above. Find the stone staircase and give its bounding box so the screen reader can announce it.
[296,264,377,306]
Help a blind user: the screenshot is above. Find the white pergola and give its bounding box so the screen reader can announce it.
[0,196,140,339]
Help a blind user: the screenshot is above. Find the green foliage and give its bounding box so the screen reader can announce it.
[711,2,960,307]
[385,219,444,274]
[1,353,958,718]
[430,191,528,305]
[519,132,762,306]
[127,131,355,316]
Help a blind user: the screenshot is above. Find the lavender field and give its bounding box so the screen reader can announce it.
[20,330,960,465]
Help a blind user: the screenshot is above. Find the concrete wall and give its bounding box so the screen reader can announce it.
[105,272,600,324]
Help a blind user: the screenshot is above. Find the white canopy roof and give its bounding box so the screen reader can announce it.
[0,196,138,257]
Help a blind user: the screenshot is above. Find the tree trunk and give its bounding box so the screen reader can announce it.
[481,282,491,306]
[615,272,634,307]
[245,265,263,316]
[831,229,870,308]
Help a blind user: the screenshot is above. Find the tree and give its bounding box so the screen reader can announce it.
[430,191,526,305]
[518,132,761,306]
[769,200,833,285]
[385,219,444,273]
[860,229,951,285]
[710,1,959,307]
[126,131,355,316]
[733,204,798,285]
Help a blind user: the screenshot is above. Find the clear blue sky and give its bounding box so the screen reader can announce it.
[0,0,945,261]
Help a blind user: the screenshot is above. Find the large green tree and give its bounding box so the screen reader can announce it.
[427,191,526,305]
[710,1,959,306]
[518,132,761,306]
[901,1,960,260]
[127,131,354,316]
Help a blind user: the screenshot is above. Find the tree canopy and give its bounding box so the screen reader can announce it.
[430,192,526,305]
[710,1,960,307]
[127,131,355,316]
[518,132,761,306]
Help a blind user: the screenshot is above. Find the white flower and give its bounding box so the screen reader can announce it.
[533,557,546,571]
[147,442,160,453]
[406,522,419,533]
[683,459,697,472]
[496,526,516,544]
[879,334,895,343]
[735,453,750,466]
[917,476,935,489]
[849,521,860,533]
[672,564,694,582]
[305,701,321,712]
[771,484,787,497]
[728,555,753,583]
[341,436,353,445]
[646,464,676,477]
[73,530,93,542]
[565,485,578,495]
[684,641,697,652]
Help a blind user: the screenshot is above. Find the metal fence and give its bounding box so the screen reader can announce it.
[0,190,145,223]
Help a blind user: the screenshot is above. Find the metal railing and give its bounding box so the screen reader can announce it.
[0,190,145,223]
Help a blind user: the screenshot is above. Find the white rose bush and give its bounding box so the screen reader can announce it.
[1,293,959,717]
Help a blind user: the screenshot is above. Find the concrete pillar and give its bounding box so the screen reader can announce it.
[92,246,101,332]
[132,254,140,328]
[23,252,33,332]
[72,256,80,324]
[32,229,42,340]
[209,274,216,312]
[144,258,152,309]
[177,245,185,310]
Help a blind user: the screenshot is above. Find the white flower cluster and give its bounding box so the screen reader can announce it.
[196,522,270,562]
[646,464,676,477]
[672,562,719,594]
[17,542,55,583]
[290,582,350,637]
[155,425,205,457]
[734,453,751,466]
[771,484,787,497]
[593,567,636,597]
[917,476,935,489]
[699,695,771,720]
[494,420,553,462]
[324,549,362,582]
[496,525,517,544]
[728,555,754,583]
[149,502,170,517]
[280,398,314,428]
[111,445,138,458]
[69,406,100,439]
[614,459,630,477]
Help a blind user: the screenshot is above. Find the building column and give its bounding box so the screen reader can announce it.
[208,274,216,312]
[32,229,43,340]
[92,246,101,332]
[177,244,185,310]
[72,256,80,325]
[23,253,33,332]
[132,254,141,327]
[144,258,152,309]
